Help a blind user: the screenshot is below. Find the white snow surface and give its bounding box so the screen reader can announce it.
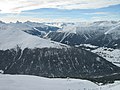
[0,74,120,90]
[0,27,68,50]
[79,44,98,48]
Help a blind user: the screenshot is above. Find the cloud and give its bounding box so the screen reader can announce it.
[91,15,120,21]
[0,0,120,13]
[84,12,109,15]
[0,12,119,22]
[0,15,89,23]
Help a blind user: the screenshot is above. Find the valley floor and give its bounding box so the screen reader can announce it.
[0,74,120,90]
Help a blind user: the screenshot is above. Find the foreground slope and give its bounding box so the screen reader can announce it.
[0,74,120,90]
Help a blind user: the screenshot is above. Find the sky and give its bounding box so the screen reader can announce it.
[0,0,120,22]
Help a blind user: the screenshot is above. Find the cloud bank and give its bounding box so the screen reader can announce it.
[0,0,120,13]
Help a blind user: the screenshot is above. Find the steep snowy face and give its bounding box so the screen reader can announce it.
[0,28,68,50]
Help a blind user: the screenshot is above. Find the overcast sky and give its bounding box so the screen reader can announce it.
[0,0,120,22]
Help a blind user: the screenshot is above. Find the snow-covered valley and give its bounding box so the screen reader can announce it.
[92,47,120,67]
[77,44,120,67]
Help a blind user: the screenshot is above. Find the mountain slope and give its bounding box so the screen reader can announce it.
[0,21,60,38]
[0,27,67,50]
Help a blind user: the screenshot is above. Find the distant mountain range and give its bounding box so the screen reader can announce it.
[45,21,120,48]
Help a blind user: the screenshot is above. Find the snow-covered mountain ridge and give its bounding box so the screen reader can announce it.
[0,26,68,50]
